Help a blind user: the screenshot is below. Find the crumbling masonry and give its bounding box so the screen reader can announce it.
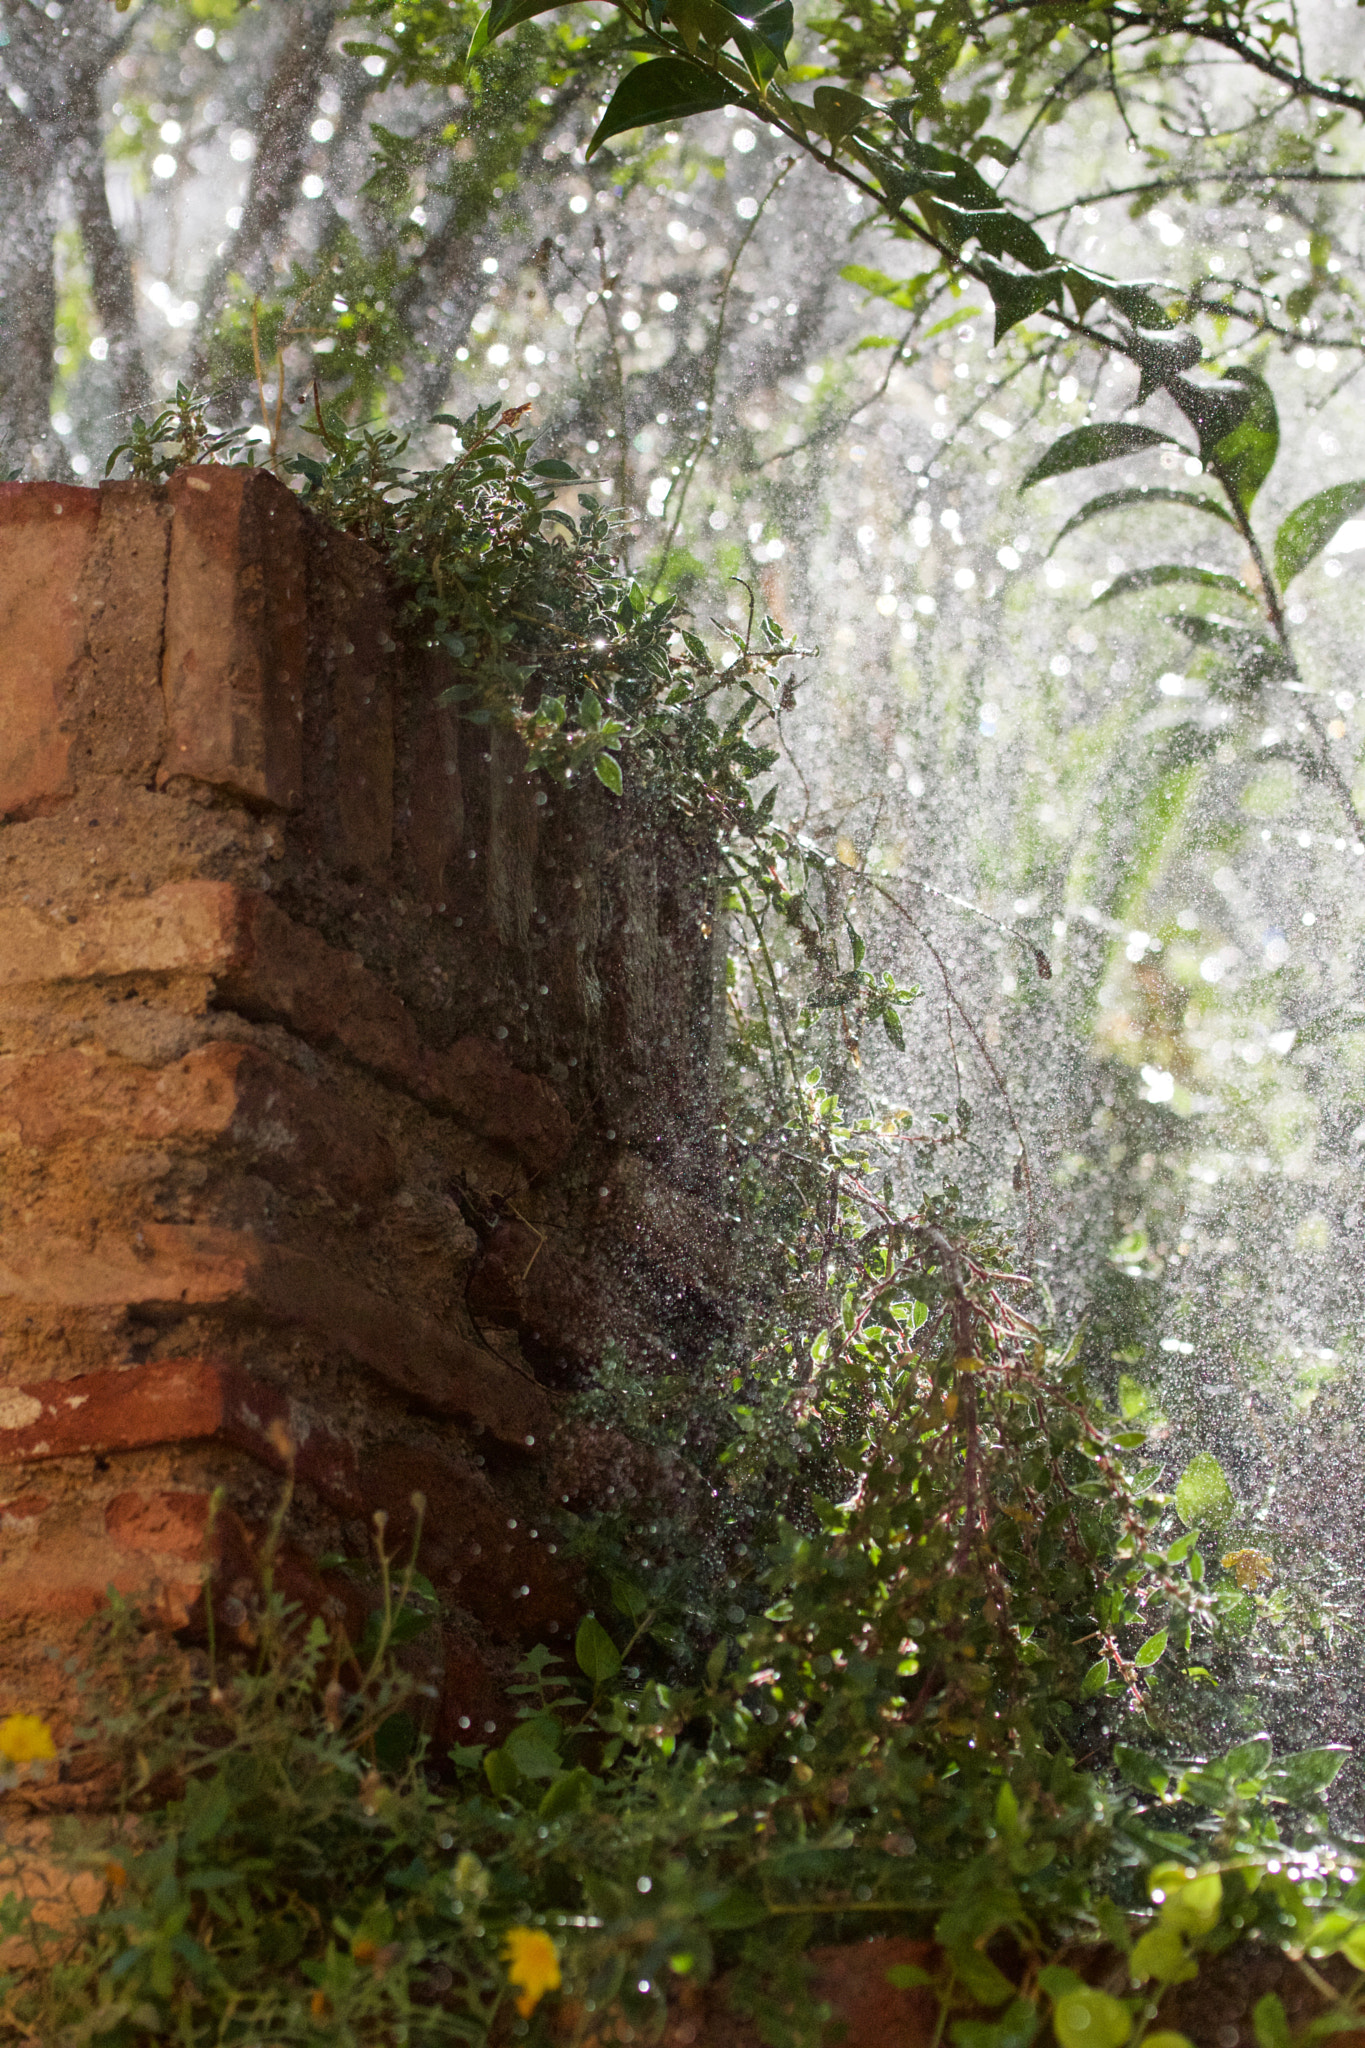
[0,467,731,1758]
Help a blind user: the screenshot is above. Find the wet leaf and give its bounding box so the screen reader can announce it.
[467,0,565,62]
[1134,1628,1168,1668]
[1047,484,1236,556]
[1090,564,1257,608]
[978,257,1068,344]
[575,1616,622,1683]
[586,58,747,160]
[1265,1745,1349,1803]
[1173,1453,1235,1531]
[1020,424,1186,492]
[1274,479,1365,588]
[1053,1987,1132,2048]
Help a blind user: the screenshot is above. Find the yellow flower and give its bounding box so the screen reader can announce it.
[1221,1548,1274,1592]
[0,1715,55,1766]
[503,1925,562,2017]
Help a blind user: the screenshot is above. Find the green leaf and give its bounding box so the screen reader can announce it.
[1129,1926,1196,1986]
[1090,565,1257,608]
[594,752,624,795]
[1048,486,1237,556]
[810,85,875,143]
[978,257,1068,345]
[531,458,581,481]
[952,1999,1040,2048]
[1203,367,1278,511]
[1274,479,1365,588]
[1159,1871,1222,1938]
[1113,1744,1170,1794]
[539,1766,595,1819]
[1080,1657,1109,1698]
[1020,424,1186,492]
[1266,1744,1349,1803]
[586,58,747,160]
[705,1885,768,1929]
[483,1746,521,1798]
[1165,612,1293,686]
[886,1962,932,1990]
[1053,1988,1132,2048]
[1251,1994,1291,2048]
[1134,1628,1168,1668]
[575,1615,622,1683]
[1220,1735,1272,1780]
[1174,1453,1235,1531]
[467,0,564,61]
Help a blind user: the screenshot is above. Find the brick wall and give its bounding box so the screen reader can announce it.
[0,467,731,1759]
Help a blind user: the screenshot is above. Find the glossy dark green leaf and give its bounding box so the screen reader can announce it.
[467,0,564,62]
[918,198,1051,270]
[1090,564,1257,608]
[1020,423,1186,492]
[1047,485,1236,556]
[1274,479,1365,588]
[978,256,1068,343]
[531,457,580,480]
[1204,367,1278,510]
[810,84,875,142]
[585,58,746,159]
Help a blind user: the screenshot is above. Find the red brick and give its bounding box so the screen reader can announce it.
[0,483,101,818]
[0,1360,577,1640]
[0,1226,549,1446]
[161,467,306,810]
[0,1358,359,1511]
[0,877,248,989]
[105,1488,212,1560]
[0,1042,397,1207]
[79,484,173,779]
[308,526,395,877]
[0,881,568,1173]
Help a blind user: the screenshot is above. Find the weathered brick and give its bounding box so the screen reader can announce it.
[0,1504,209,1626]
[418,1036,571,1171]
[308,526,395,877]
[77,484,173,778]
[0,483,101,818]
[0,881,569,1171]
[161,467,306,810]
[0,1227,549,1445]
[0,1042,398,1206]
[105,1487,212,1560]
[405,690,463,907]
[0,1358,359,1512]
[0,1360,577,1640]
